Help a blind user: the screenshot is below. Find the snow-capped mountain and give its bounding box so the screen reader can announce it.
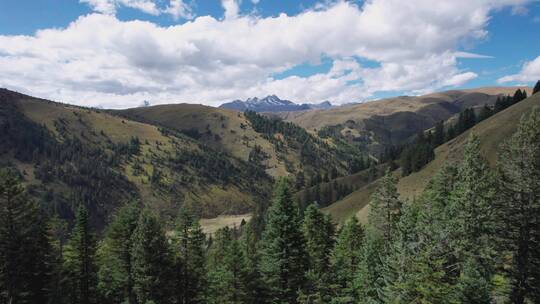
[219,95,332,112]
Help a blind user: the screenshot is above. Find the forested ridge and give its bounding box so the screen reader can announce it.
[2,94,540,303]
[0,90,273,227]
[1,85,539,304]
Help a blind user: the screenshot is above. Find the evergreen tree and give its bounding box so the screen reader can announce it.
[433,120,445,146]
[296,171,306,190]
[497,108,540,303]
[97,201,141,304]
[451,134,497,299]
[330,216,363,303]
[456,259,491,304]
[48,216,70,304]
[301,205,335,302]
[206,227,249,304]
[512,89,527,104]
[173,207,207,304]
[241,219,265,304]
[354,228,385,304]
[368,170,402,246]
[401,151,412,177]
[478,104,493,122]
[383,193,457,304]
[0,171,52,304]
[63,205,98,304]
[445,124,457,141]
[260,178,307,303]
[131,209,172,304]
[533,80,540,95]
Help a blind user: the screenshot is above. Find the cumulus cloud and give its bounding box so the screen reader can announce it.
[498,56,540,83]
[80,0,193,19]
[222,0,241,19]
[165,0,194,20]
[0,0,534,108]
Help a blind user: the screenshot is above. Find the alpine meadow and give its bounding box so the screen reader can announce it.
[1,1,540,303]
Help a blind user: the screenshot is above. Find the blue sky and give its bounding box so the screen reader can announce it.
[0,0,539,108]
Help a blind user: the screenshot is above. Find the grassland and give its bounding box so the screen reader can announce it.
[119,104,301,177]
[200,213,252,234]
[324,92,540,224]
[2,92,272,231]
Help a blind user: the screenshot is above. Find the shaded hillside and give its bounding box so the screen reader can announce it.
[323,91,540,224]
[0,89,273,229]
[278,87,531,155]
[294,163,389,209]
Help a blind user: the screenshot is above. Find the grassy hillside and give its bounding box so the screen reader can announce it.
[118,105,370,182]
[324,91,540,224]
[0,89,273,230]
[118,104,292,177]
[278,87,531,155]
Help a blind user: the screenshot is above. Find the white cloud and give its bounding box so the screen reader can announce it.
[511,5,529,15]
[80,0,193,19]
[222,0,241,19]
[80,0,117,14]
[454,51,494,59]
[165,0,194,20]
[498,56,540,83]
[0,0,535,108]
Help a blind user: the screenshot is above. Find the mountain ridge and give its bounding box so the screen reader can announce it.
[219,95,333,112]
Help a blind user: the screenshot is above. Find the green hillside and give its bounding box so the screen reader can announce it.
[118,105,370,184]
[324,91,540,224]
[0,89,272,229]
[279,87,531,155]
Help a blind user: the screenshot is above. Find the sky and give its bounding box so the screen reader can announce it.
[0,0,539,108]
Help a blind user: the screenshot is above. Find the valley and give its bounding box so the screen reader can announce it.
[1,85,535,231]
[2,84,540,304]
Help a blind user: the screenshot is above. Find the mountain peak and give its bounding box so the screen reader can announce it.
[220,95,303,112]
[219,95,333,112]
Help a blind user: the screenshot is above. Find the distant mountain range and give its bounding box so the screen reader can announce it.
[219,95,333,112]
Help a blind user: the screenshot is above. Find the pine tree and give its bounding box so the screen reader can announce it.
[450,134,497,300]
[433,120,445,146]
[63,205,98,304]
[301,205,335,302]
[456,259,491,304]
[206,226,248,304]
[455,134,496,258]
[382,194,457,304]
[260,178,307,303]
[354,228,385,304]
[240,219,265,304]
[48,216,70,304]
[330,216,363,303]
[401,151,412,177]
[533,80,540,95]
[497,108,540,303]
[131,209,172,304]
[445,124,456,141]
[97,201,141,304]
[173,207,207,304]
[512,89,527,104]
[0,171,52,304]
[478,104,493,122]
[368,170,402,247]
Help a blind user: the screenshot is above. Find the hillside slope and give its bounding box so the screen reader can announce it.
[0,89,272,229]
[118,105,369,181]
[279,87,531,155]
[324,91,540,224]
